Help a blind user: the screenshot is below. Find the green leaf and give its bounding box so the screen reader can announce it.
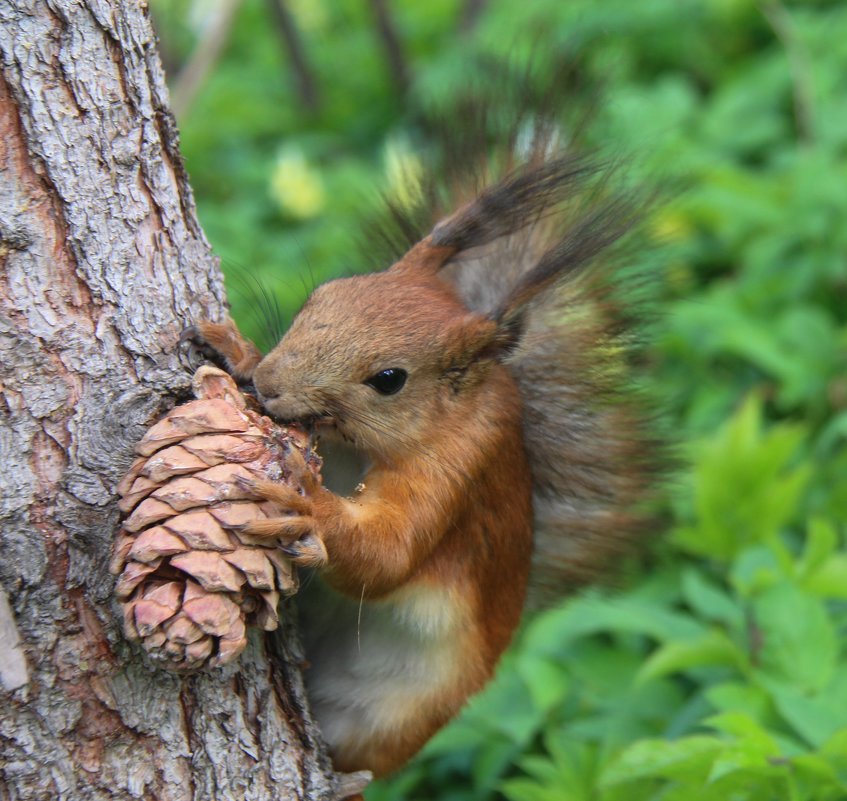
[817,411,847,453]
[705,681,771,721]
[523,594,704,656]
[821,728,847,762]
[753,582,839,693]
[803,554,847,600]
[516,653,570,714]
[503,740,606,801]
[472,737,524,795]
[796,518,839,580]
[501,778,556,801]
[637,629,746,683]
[730,545,781,597]
[681,568,744,628]
[790,753,846,801]
[769,686,846,748]
[704,711,778,747]
[601,736,723,785]
[675,394,810,561]
[697,713,789,791]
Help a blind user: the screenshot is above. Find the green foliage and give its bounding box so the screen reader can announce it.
[150,0,847,798]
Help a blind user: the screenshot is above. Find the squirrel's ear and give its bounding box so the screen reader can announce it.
[441,314,521,374]
[389,235,457,276]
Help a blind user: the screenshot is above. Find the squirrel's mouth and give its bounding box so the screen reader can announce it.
[255,392,333,428]
[264,408,338,436]
[253,392,349,445]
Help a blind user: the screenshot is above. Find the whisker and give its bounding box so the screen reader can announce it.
[292,238,320,297]
[223,266,287,350]
[306,260,318,294]
[270,287,285,343]
[357,582,366,654]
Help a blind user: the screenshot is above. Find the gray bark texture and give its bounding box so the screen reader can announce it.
[0,2,342,799]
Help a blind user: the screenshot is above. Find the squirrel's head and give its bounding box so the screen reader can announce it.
[253,246,512,461]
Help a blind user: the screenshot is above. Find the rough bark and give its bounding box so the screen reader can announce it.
[0,2,339,799]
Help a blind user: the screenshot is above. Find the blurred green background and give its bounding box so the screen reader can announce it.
[150,1,847,798]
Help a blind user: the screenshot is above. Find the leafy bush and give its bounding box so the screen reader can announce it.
[151,0,847,798]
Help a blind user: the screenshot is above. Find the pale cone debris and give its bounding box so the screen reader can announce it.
[110,366,319,671]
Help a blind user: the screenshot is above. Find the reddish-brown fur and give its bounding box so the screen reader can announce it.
[194,244,534,776]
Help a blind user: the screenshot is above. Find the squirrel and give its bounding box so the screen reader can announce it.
[183,83,660,780]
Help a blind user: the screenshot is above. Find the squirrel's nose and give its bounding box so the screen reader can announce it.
[252,358,280,401]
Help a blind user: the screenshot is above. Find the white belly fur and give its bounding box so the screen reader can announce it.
[298,576,470,750]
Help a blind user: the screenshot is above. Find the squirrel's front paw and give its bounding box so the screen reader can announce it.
[233,475,329,569]
[180,320,262,382]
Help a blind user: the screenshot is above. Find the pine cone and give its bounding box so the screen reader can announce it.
[110,366,318,672]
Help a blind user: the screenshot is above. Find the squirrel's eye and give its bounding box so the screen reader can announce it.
[364,368,407,395]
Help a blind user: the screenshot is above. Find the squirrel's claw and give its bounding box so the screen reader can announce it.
[282,442,320,495]
[280,532,328,568]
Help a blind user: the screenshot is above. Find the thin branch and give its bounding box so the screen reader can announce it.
[758,0,817,146]
[265,0,321,113]
[147,6,182,77]
[460,0,488,35]
[171,0,244,120]
[368,0,411,96]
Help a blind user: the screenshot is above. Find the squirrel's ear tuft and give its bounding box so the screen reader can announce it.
[492,312,525,358]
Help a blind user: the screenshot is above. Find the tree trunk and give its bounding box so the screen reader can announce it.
[0,2,344,799]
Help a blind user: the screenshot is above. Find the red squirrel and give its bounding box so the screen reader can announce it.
[185,107,659,779]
